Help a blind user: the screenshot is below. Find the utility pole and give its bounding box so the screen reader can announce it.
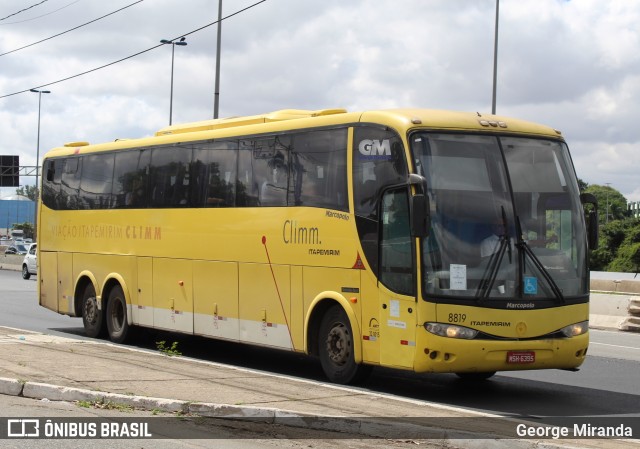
[491,0,499,115]
[214,0,223,118]
[30,88,51,240]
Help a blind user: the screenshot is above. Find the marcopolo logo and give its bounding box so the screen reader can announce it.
[358,139,391,159]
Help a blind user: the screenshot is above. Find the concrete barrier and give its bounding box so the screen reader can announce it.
[590,277,640,332]
[0,253,23,271]
[591,278,640,294]
[590,294,640,332]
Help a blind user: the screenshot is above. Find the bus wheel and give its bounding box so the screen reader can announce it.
[318,305,371,384]
[81,283,104,338]
[455,371,496,381]
[21,265,30,280]
[106,285,130,344]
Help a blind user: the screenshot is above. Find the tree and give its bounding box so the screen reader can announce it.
[15,185,37,201]
[589,218,640,272]
[577,178,589,192]
[584,184,628,224]
[609,243,640,273]
[12,222,34,239]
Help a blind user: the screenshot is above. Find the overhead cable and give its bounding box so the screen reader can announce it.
[0,0,267,99]
[0,1,144,57]
[0,0,82,25]
[1,0,50,22]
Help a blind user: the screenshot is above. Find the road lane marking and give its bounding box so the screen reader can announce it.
[590,342,640,351]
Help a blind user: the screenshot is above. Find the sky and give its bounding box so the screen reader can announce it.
[1,0,640,201]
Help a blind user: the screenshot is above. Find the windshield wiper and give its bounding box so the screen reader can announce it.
[476,237,507,300]
[476,207,512,301]
[517,239,565,303]
[512,214,565,303]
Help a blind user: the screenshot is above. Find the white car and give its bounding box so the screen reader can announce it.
[22,243,37,280]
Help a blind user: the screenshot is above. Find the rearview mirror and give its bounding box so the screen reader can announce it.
[411,194,430,238]
[580,193,599,250]
[408,174,430,238]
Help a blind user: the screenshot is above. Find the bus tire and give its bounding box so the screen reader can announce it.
[81,283,105,338]
[318,305,371,385]
[455,371,496,381]
[106,285,130,344]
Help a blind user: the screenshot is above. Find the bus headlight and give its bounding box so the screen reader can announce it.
[424,322,478,340]
[560,320,589,337]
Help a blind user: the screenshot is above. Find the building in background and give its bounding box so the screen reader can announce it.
[0,194,34,237]
[629,201,640,219]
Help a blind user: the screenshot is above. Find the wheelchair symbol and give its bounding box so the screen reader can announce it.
[524,277,538,295]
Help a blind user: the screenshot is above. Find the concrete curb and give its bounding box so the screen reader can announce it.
[0,378,23,396]
[0,376,575,447]
[3,376,282,420]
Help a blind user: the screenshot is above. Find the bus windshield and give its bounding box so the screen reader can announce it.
[411,133,588,302]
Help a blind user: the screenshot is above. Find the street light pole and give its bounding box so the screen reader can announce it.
[213,0,223,119]
[491,0,499,115]
[160,37,187,125]
[605,182,611,224]
[30,88,51,241]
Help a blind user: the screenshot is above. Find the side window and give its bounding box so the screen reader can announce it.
[237,140,256,206]
[113,150,147,208]
[192,140,237,207]
[60,157,83,210]
[42,158,64,210]
[149,145,192,207]
[352,127,408,276]
[289,129,348,211]
[257,137,290,207]
[380,188,415,295]
[79,153,114,209]
[353,127,407,218]
[237,136,290,207]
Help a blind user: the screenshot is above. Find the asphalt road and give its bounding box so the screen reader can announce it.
[1,269,639,423]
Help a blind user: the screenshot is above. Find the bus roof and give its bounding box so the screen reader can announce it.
[155,109,348,136]
[45,108,563,158]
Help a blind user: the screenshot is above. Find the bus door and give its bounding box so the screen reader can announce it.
[378,188,417,368]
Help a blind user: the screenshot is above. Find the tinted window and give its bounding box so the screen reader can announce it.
[192,140,237,207]
[353,127,407,218]
[41,127,350,212]
[149,145,192,207]
[60,157,82,210]
[42,159,64,209]
[380,188,414,295]
[257,137,290,207]
[289,129,348,211]
[352,127,408,276]
[79,153,114,209]
[112,150,147,208]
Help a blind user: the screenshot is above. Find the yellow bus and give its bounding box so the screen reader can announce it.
[38,108,598,384]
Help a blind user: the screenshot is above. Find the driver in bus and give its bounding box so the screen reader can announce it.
[480,220,507,258]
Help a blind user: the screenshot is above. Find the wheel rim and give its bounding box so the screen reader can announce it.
[326,323,350,366]
[22,266,28,276]
[84,297,97,324]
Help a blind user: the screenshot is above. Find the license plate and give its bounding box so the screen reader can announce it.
[507,351,535,364]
